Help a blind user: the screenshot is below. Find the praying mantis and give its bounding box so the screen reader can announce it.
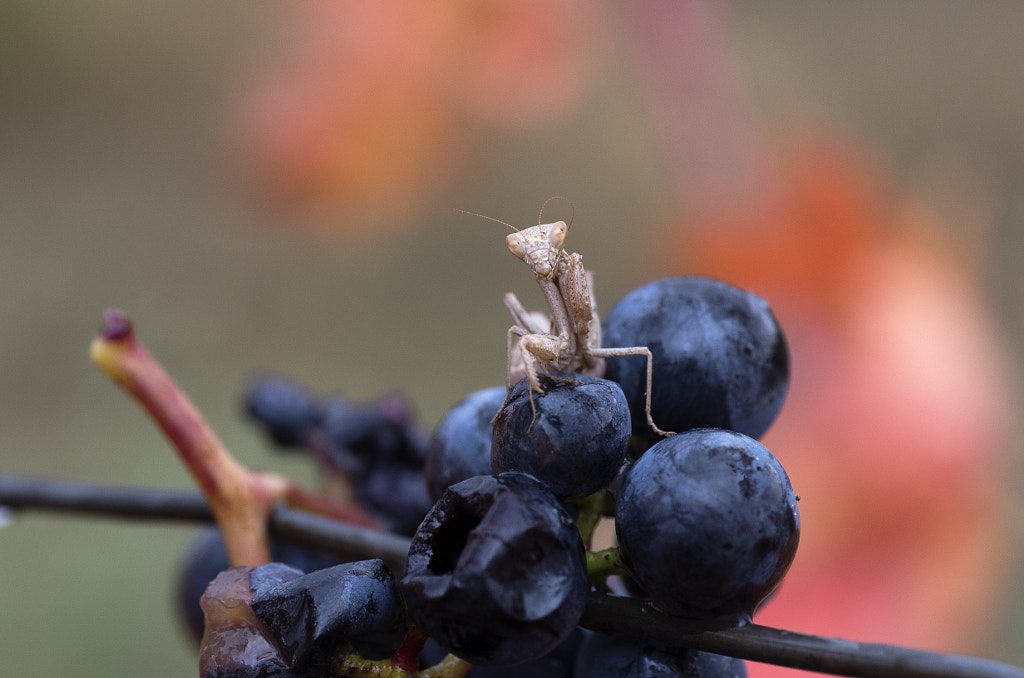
[464,203,674,438]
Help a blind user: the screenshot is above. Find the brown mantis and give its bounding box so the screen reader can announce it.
[462,202,674,438]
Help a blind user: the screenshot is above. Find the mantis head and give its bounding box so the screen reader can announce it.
[506,221,568,279]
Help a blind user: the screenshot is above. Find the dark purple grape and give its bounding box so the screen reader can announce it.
[572,632,747,678]
[316,392,433,535]
[356,462,434,536]
[424,386,506,501]
[244,375,320,448]
[251,559,407,672]
[491,373,630,500]
[249,562,304,593]
[402,473,588,667]
[176,528,346,643]
[615,429,799,621]
[602,277,789,446]
[241,374,434,534]
[318,391,429,471]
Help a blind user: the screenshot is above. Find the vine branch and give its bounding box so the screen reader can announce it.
[2,473,1020,678]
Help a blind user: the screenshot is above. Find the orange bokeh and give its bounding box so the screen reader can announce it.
[233,0,607,229]
[665,137,1015,675]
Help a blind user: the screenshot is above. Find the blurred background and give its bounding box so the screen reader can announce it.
[1,2,1023,676]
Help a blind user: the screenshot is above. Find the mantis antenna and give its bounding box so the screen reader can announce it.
[454,208,520,233]
[455,197,575,233]
[537,196,575,230]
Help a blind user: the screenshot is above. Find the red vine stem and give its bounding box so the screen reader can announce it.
[89,308,377,567]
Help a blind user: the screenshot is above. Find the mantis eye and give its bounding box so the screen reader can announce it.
[547,221,568,250]
[506,233,527,260]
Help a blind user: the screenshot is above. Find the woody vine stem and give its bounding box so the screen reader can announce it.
[1,473,1021,678]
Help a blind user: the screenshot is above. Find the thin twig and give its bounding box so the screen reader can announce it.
[2,473,1020,678]
[0,473,211,522]
[580,594,1024,678]
[268,502,409,572]
[0,473,407,571]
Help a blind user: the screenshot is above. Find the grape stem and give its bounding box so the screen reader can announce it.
[417,653,473,678]
[391,624,430,673]
[330,642,408,678]
[392,624,474,678]
[330,632,471,678]
[2,473,1021,678]
[88,308,378,567]
[573,489,615,548]
[585,546,628,582]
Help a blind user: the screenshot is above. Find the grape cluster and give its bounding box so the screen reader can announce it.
[244,378,433,535]
[188,275,798,678]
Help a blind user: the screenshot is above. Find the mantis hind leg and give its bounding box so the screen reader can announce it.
[589,345,675,438]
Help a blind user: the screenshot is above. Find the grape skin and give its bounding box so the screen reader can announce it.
[615,428,800,621]
[424,385,506,501]
[402,473,588,667]
[491,373,630,500]
[603,276,789,446]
